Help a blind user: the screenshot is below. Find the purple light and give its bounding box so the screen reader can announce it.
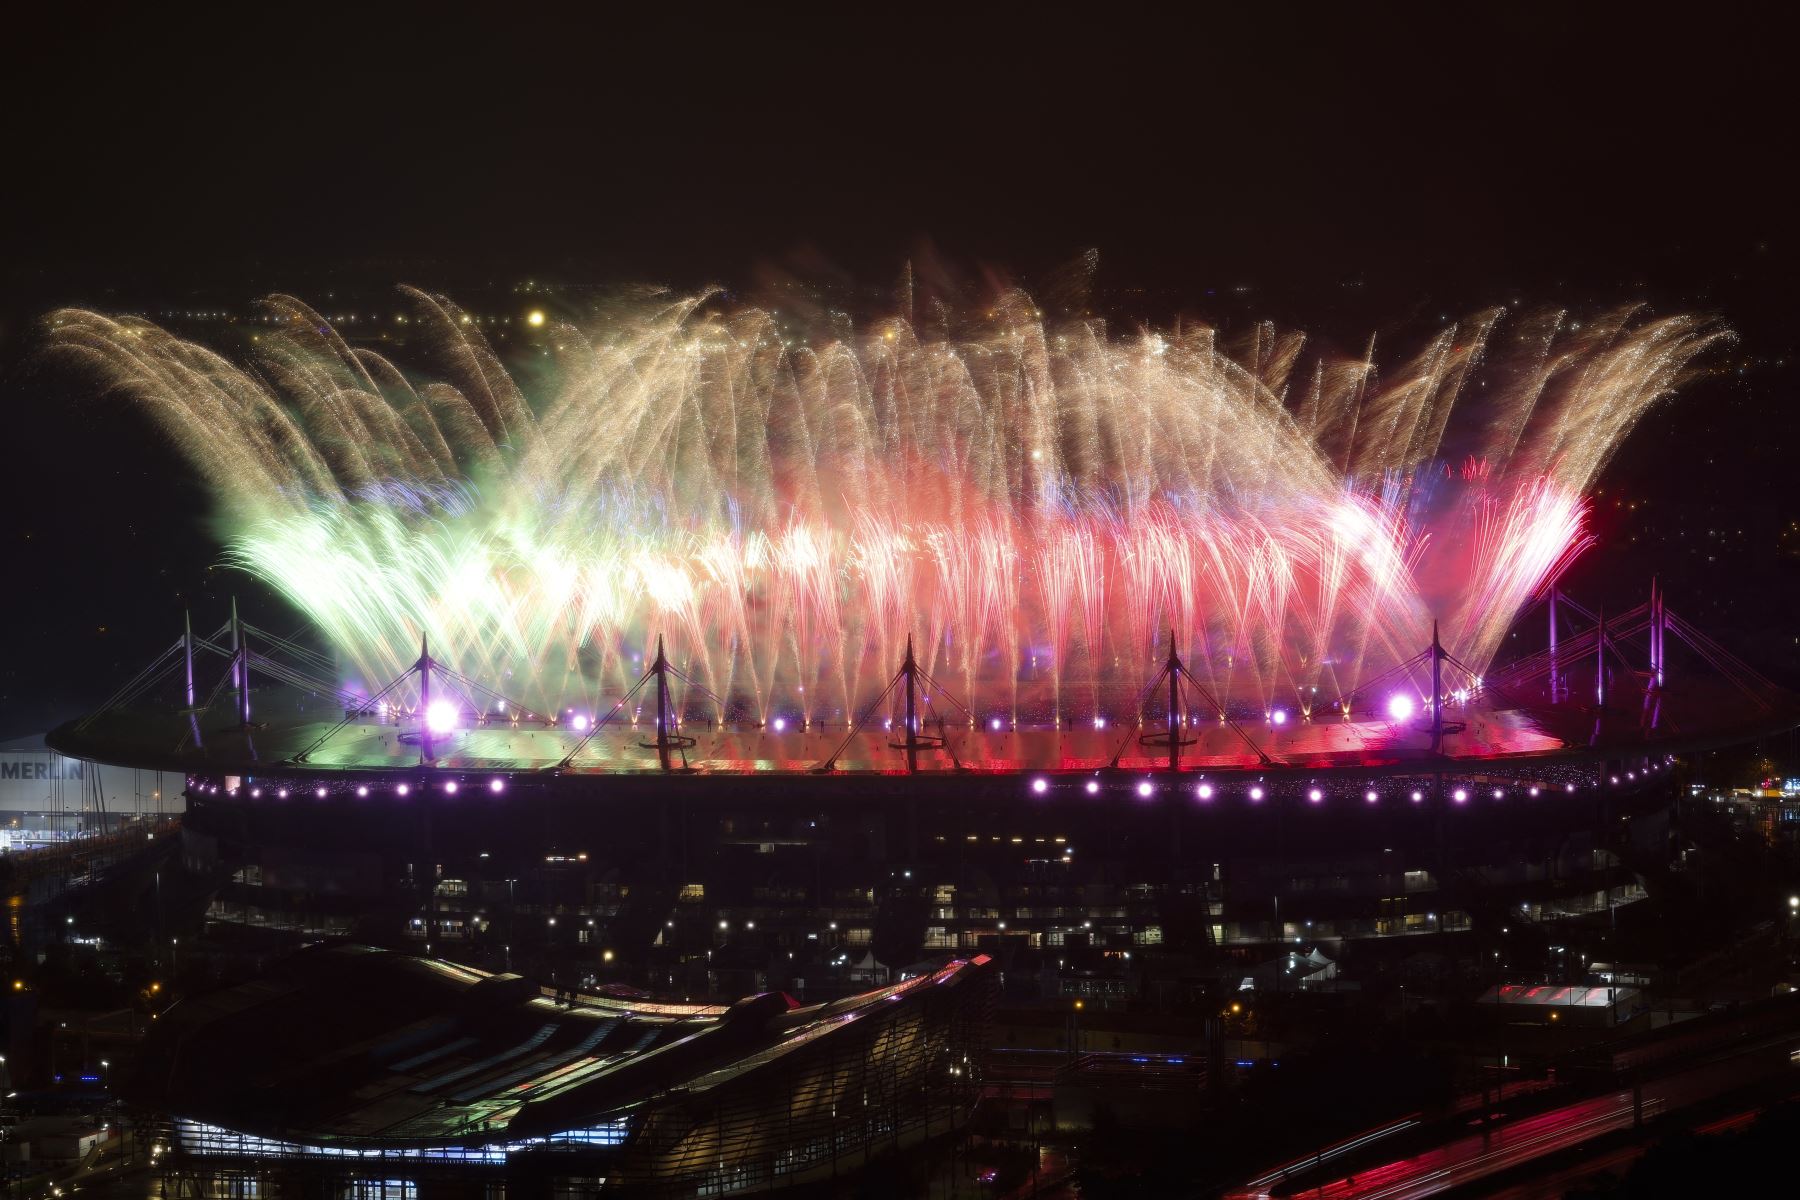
[1387,693,1415,722]
[1085,779,1100,795]
[571,713,590,732]
[1249,785,1265,802]
[1196,783,1214,800]
[1137,780,1155,798]
[425,700,457,735]
[277,788,288,799]
[1308,787,1323,803]
[1271,709,1288,726]
[356,785,369,798]
[444,780,459,794]
[1452,788,1468,803]
[1529,786,1540,796]
[1093,715,1107,730]
[772,717,786,732]
[1411,789,1423,802]
[990,717,1004,731]
[1030,777,1048,794]
[489,777,505,794]
[315,787,327,798]
[1566,782,1576,793]
[396,783,410,797]
[1365,789,1379,803]
[1610,775,1619,784]
[250,788,261,798]
[1492,788,1504,799]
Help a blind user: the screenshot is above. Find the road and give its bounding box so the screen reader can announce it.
[1226,1034,1800,1200]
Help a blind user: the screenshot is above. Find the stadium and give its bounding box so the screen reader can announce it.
[47,575,1794,996]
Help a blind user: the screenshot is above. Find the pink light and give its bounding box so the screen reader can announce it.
[990,717,1003,731]
[571,713,590,732]
[1365,789,1378,803]
[1529,786,1540,796]
[356,785,369,798]
[1085,779,1100,795]
[1492,787,1504,799]
[1453,788,1468,803]
[1566,783,1576,793]
[1249,785,1264,802]
[772,717,786,732]
[489,777,505,794]
[1308,787,1323,803]
[1271,709,1288,726]
[397,783,410,796]
[1135,780,1154,798]
[1030,777,1048,794]
[1196,783,1214,800]
[444,780,459,794]
[277,788,288,799]
[1387,694,1415,722]
[1093,715,1107,730]
[1411,790,1423,802]
[315,787,326,798]
[250,788,261,798]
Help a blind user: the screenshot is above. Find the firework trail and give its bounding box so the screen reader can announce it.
[44,287,1725,723]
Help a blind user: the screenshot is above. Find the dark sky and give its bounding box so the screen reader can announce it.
[2,5,1794,735]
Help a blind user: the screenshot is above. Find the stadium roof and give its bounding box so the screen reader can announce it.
[134,944,991,1150]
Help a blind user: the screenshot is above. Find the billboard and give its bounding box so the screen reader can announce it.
[0,735,179,819]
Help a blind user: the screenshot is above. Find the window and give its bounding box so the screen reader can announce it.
[551,1179,606,1200]
[346,1182,416,1200]
[678,884,705,902]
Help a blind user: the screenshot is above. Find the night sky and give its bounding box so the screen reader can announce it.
[2,7,1793,738]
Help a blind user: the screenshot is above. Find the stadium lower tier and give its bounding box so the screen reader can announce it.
[175,757,1675,1003]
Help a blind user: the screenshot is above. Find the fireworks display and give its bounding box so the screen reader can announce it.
[46,288,1724,726]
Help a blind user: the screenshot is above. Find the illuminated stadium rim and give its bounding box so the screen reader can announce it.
[185,757,1676,806]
